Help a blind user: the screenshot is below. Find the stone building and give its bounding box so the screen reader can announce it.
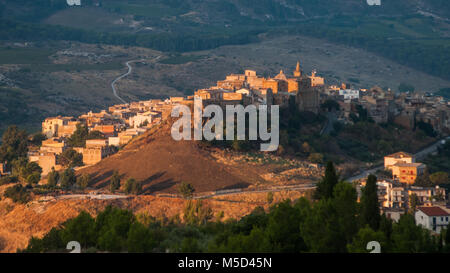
[40,137,68,155]
[80,139,114,166]
[384,152,415,168]
[391,162,426,184]
[42,116,78,138]
[296,77,321,114]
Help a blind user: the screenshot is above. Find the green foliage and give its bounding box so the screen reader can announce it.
[11,157,42,183]
[0,175,18,186]
[423,142,450,175]
[335,121,415,162]
[21,228,64,253]
[314,161,339,200]
[26,172,41,185]
[60,211,96,248]
[409,193,420,214]
[266,200,307,252]
[46,168,59,187]
[21,192,446,253]
[87,130,106,140]
[127,222,156,253]
[68,124,88,147]
[96,206,135,252]
[308,153,324,164]
[332,182,358,244]
[429,172,449,185]
[445,223,450,249]
[109,171,121,193]
[60,168,76,190]
[217,227,271,253]
[0,19,261,53]
[177,182,195,199]
[300,199,343,252]
[0,125,28,162]
[4,184,31,204]
[183,200,213,226]
[347,227,387,253]
[60,149,83,168]
[30,133,46,147]
[391,214,438,253]
[76,174,91,190]
[124,178,142,195]
[360,175,380,230]
[266,192,274,205]
[416,121,437,137]
[321,99,340,111]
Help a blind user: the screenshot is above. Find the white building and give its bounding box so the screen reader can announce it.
[415,206,450,234]
[129,111,161,128]
[339,89,360,100]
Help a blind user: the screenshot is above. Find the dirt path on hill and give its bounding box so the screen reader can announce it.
[111,56,161,103]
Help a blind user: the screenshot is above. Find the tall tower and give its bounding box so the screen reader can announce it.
[293,61,302,78]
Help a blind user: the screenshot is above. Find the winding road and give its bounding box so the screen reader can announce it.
[320,112,337,135]
[111,56,162,104]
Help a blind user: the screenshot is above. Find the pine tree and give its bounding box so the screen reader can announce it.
[47,168,59,187]
[0,125,28,162]
[68,124,89,147]
[360,174,381,230]
[60,168,76,190]
[314,161,339,200]
[110,171,121,193]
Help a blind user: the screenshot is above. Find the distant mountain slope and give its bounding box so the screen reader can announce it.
[0,1,449,82]
[1,0,449,24]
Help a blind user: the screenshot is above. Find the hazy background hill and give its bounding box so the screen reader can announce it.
[0,0,449,134]
[1,0,450,23]
[0,0,449,78]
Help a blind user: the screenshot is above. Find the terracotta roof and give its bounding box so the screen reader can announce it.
[418,207,450,217]
[386,151,414,159]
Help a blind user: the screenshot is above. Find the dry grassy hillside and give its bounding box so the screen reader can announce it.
[79,120,270,194]
[0,189,306,253]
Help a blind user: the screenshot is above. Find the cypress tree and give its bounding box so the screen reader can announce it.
[314,161,339,200]
[445,223,450,249]
[360,174,381,230]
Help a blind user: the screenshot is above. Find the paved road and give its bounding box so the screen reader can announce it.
[415,136,450,160]
[194,183,317,199]
[111,59,143,104]
[346,136,450,182]
[320,112,337,135]
[50,184,317,202]
[111,56,161,104]
[56,194,130,200]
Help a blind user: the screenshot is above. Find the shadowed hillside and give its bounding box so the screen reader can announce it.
[79,119,268,194]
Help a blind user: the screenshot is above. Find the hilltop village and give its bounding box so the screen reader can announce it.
[1,61,450,233]
[2,60,447,173]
